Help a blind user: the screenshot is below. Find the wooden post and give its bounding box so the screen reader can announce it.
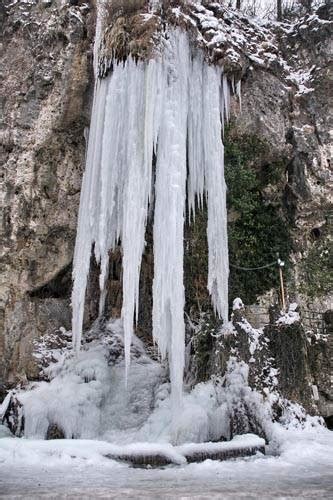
[277,0,282,21]
[277,254,286,311]
[279,266,286,311]
[300,0,313,14]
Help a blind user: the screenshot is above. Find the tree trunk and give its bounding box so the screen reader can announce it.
[236,0,241,9]
[301,0,312,13]
[277,0,283,20]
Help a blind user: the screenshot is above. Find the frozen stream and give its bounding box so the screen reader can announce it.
[1,427,332,499]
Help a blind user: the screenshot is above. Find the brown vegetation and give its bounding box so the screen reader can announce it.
[102,0,147,27]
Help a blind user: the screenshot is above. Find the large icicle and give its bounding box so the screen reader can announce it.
[72,78,109,354]
[72,60,159,374]
[187,53,205,219]
[188,56,229,323]
[152,32,189,409]
[120,60,161,378]
[203,65,229,323]
[72,28,230,407]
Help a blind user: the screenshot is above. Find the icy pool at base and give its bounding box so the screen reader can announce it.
[0,426,332,498]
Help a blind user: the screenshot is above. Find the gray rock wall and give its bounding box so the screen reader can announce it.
[1,0,94,394]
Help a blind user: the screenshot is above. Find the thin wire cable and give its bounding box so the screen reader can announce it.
[230,260,277,271]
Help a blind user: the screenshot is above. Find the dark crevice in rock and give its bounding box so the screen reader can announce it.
[324,415,333,430]
[137,220,154,343]
[28,263,72,299]
[310,227,321,240]
[46,424,65,440]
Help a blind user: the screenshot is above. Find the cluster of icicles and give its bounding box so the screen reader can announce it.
[72,29,233,409]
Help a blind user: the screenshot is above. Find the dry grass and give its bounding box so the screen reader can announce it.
[160,0,188,11]
[102,0,188,26]
[102,0,147,26]
[99,0,191,64]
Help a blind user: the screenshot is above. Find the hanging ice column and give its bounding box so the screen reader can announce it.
[71,29,230,408]
[187,55,230,322]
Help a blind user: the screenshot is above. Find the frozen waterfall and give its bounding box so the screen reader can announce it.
[72,30,230,409]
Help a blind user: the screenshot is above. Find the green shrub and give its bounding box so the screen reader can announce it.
[224,130,292,305]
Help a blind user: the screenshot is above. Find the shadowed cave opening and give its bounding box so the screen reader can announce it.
[28,264,72,299]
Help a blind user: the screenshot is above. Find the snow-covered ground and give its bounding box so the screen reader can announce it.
[0,426,332,498]
[2,319,332,497]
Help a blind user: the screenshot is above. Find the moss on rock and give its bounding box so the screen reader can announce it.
[267,322,313,410]
[190,312,219,383]
[184,206,210,314]
[299,234,332,298]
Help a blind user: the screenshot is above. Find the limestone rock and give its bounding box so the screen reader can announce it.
[1,0,93,393]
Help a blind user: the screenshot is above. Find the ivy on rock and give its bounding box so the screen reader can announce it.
[224,129,292,306]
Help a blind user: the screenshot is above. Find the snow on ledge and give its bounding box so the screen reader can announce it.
[177,434,265,456]
[276,303,300,326]
[0,434,265,467]
[233,298,244,311]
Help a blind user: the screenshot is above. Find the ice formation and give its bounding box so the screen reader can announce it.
[14,326,273,445]
[72,29,230,407]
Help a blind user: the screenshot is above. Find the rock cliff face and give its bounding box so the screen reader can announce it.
[1,1,332,420]
[1,0,94,392]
